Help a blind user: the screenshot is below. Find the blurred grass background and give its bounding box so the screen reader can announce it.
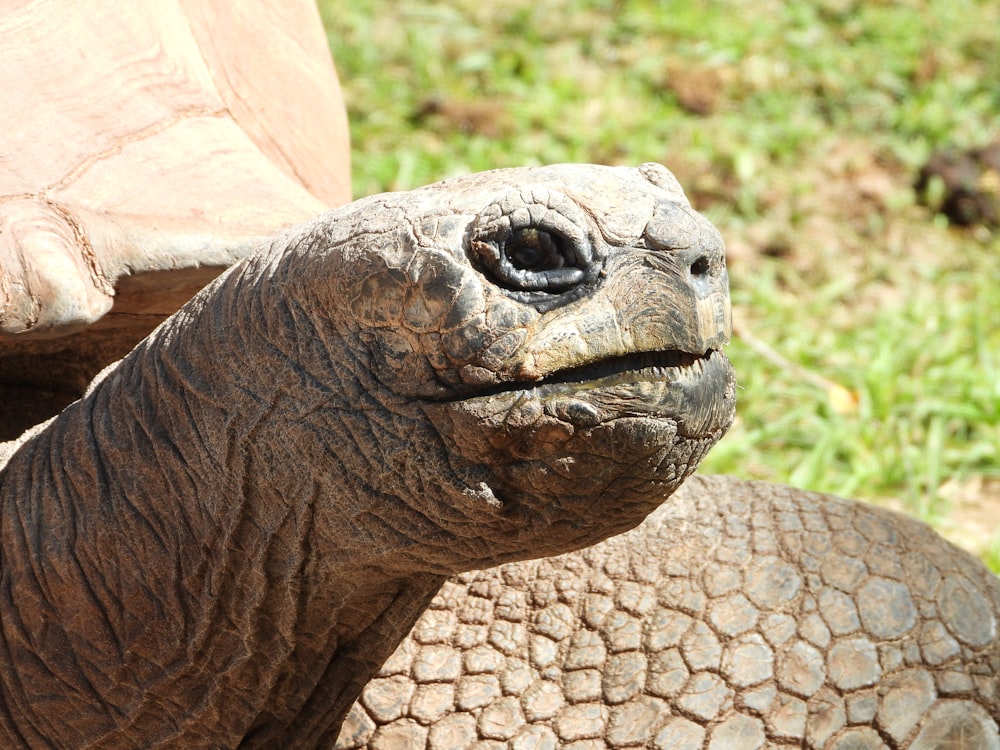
[318,0,1000,570]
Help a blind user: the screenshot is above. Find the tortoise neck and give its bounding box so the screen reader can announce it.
[0,258,443,746]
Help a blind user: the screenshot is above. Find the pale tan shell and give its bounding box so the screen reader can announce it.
[0,0,350,436]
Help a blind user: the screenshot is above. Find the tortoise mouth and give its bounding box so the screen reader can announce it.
[473,348,718,399]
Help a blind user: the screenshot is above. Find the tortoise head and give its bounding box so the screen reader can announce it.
[269,163,736,570]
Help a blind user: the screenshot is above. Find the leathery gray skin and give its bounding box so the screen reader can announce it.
[0,163,735,748]
[337,475,1000,750]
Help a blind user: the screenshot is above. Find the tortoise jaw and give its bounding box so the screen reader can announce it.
[422,346,734,520]
[439,347,735,441]
[526,349,707,394]
[468,348,715,400]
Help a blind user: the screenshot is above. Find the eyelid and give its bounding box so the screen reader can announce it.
[468,186,603,306]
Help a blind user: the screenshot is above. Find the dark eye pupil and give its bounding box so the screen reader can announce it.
[510,243,541,269]
[506,228,563,271]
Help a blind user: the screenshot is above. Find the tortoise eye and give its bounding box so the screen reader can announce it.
[473,222,587,295]
[468,187,603,308]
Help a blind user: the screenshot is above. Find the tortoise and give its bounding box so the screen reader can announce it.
[0,19,739,738]
[1,4,997,749]
[0,153,738,746]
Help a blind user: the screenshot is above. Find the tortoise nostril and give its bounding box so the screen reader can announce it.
[690,256,710,277]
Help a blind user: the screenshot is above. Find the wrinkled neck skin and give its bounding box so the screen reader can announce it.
[0,239,485,748]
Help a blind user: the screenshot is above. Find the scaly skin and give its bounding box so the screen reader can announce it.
[0,164,734,748]
[337,475,1000,750]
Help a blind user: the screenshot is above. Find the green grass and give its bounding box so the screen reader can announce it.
[319,0,1000,570]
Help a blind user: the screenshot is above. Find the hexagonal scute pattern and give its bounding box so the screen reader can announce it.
[336,475,1000,749]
